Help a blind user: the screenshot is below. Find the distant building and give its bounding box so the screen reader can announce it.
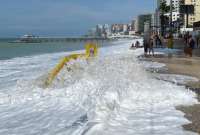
[94,24,112,38]
[102,24,111,38]
[90,21,137,37]
[111,24,118,33]
[87,28,96,37]
[151,13,157,32]
[183,0,200,27]
[156,0,184,34]
[144,21,151,33]
[154,9,161,33]
[135,14,152,33]
[131,20,136,31]
[166,0,181,22]
[127,23,134,35]
[123,24,128,33]
[96,24,103,37]
[111,24,126,34]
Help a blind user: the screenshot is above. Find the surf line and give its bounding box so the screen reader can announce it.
[44,43,98,87]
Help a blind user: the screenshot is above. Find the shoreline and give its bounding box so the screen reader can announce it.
[139,49,200,134]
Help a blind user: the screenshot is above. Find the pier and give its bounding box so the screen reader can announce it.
[10,35,142,43]
[13,37,114,43]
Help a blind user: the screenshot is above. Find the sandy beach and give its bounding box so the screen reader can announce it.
[140,45,200,134]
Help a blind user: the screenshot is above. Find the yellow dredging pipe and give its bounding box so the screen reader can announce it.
[45,43,98,87]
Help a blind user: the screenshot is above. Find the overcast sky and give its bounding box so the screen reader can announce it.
[0,0,156,37]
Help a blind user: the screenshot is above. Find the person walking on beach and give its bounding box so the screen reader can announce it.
[184,32,189,45]
[143,39,148,56]
[155,34,162,48]
[195,35,199,48]
[156,35,162,48]
[185,35,195,57]
[149,37,154,56]
[189,35,195,57]
[130,43,135,49]
[135,41,140,48]
[143,31,150,56]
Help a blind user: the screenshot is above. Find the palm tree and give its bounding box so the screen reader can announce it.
[159,1,170,36]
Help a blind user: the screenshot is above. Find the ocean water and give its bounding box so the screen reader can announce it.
[0,39,117,60]
[0,39,198,135]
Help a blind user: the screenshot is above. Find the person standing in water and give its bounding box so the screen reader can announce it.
[149,37,154,56]
[135,41,140,48]
[143,31,151,56]
[195,34,199,48]
[143,39,149,56]
[188,35,195,57]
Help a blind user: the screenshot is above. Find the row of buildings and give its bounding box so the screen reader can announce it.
[135,0,200,35]
[87,0,200,38]
[131,0,200,35]
[87,22,136,38]
[154,0,200,34]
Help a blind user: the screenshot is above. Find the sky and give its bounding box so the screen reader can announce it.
[0,0,156,37]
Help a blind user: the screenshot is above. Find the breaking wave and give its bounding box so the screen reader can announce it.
[0,40,198,135]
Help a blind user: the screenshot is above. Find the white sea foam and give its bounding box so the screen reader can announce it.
[0,39,198,135]
[155,74,199,85]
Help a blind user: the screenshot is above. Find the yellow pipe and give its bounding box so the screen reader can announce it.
[45,43,98,87]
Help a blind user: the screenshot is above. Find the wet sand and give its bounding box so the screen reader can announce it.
[177,104,200,134]
[140,50,200,134]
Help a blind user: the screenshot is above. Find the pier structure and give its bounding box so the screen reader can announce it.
[17,37,113,43]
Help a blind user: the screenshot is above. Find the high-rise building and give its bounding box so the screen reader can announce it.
[96,24,103,37]
[123,24,128,33]
[184,0,200,27]
[135,14,152,33]
[131,20,135,31]
[103,24,111,38]
[111,24,124,34]
[151,12,161,32]
[95,24,111,38]
[87,28,96,37]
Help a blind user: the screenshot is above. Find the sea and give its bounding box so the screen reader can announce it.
[0,38,198,135]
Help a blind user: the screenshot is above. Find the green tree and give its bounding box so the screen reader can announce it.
[159,1,170,14]
[159,1,170,36]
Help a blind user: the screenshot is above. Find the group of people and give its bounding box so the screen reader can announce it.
[131,31,199,57]
[144,33,162,56]
[130,41,140,49]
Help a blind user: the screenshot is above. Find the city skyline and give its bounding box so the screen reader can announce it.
[0,0,156,37]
